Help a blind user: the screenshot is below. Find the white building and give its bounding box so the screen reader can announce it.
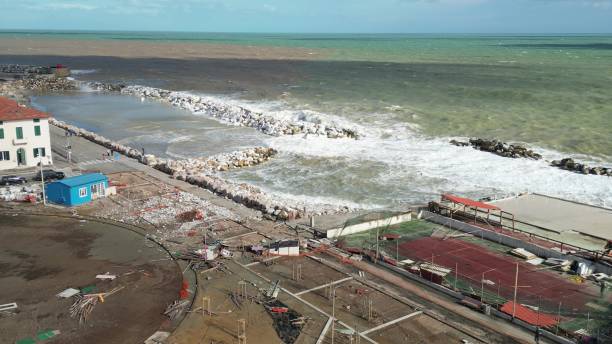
[0,97,52,170]
[268,240,300,256]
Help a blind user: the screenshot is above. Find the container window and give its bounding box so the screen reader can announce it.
[79,187,87,197]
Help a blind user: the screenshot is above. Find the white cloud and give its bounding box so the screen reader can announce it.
[22,1,98,11]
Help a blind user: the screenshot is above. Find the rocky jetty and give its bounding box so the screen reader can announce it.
[150,147,277,175]
[0,64,53,75]
[87,83,361,139]
[87,81,126,92]
[551,158,612,176]
[450,138,542,160]
[19,75,77,92]
[50,118,307,220]
[1,75,76,94]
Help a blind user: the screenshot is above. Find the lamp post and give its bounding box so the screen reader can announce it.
[39,156,46,206]
[481,268,496,303]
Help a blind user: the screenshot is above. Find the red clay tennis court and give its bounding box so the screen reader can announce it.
[399,237,604,312]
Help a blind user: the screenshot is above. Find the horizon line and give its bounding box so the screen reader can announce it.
[1,29,611,35]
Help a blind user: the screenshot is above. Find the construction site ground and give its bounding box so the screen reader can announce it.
[0,209,181,344]
[167,246,542,344]
[0,123,562,344]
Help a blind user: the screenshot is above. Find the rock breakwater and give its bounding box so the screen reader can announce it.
[551,158,612,176]
[0,64,53,75]
[50,118,308,220]
[87,83,361,139]
[450,138,542,160]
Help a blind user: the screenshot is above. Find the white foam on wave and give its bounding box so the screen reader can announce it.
[187,91,367,137]
[71,69,98,75]
[264,123,612,208]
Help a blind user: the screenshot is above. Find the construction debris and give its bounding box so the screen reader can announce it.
[0,302,17,312]
[57,288,80,298]
[0,184,41,202]
[266,280,281,299]
[264,300,304,344]
[509,248,537,260]
[69,286,124,324]
[144,331,171,344]
[163,300,190,320]
[96,273,117,281]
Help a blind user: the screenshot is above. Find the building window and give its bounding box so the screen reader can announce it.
[33,147,46,158]
[16,127,23,139]
[79,187,87,197]
[0,151,9,161]
[33,119,40,123]
[34,125,41,136]
[0,128,3,139]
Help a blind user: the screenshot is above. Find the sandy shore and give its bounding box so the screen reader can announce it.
[0,38,328,61]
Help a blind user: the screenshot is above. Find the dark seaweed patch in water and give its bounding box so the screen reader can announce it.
[265,300,303,344]
[500,43,612,50]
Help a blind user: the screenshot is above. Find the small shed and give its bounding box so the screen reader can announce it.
[46,173,109,206]
[268,240,300,256]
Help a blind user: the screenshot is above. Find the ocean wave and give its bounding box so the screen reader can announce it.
[112,85,362,139]
[262,127,612,208]
[71,69,98,75]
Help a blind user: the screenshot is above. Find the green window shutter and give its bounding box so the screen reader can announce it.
[16,127,23,139]
[34,126,41,136]
[33,148,39,158]
[33,119,40,123]
[41,147,46,157]
[0,128,4,139]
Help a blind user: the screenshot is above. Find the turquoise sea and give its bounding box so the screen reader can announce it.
[5,31,610,208]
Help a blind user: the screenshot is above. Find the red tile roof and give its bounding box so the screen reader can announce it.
[442,194,500,210]
[500,301,558,327]
[0,97,50,122]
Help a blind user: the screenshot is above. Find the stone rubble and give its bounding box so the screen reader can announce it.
[551,158,612,177]
[450,138,543,160]
[87,83,361,139]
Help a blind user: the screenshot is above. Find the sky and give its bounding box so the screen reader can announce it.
[0,0,610,33]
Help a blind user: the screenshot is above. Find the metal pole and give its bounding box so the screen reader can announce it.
[481,272,485,302]
[375,227,380,263]
[454,263,458,291]
[40,157,46,206]
[556,302,562,335]
[331,287,335,344]
[512,263,518,319]
[396,239,399,263]
[586,312,590,333]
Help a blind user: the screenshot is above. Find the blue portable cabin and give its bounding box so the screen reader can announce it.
[45,173,109,206]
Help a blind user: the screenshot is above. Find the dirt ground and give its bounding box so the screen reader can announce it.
[0,212,181,344]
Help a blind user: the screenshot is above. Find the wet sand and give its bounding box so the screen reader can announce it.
[0,212,181,344]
